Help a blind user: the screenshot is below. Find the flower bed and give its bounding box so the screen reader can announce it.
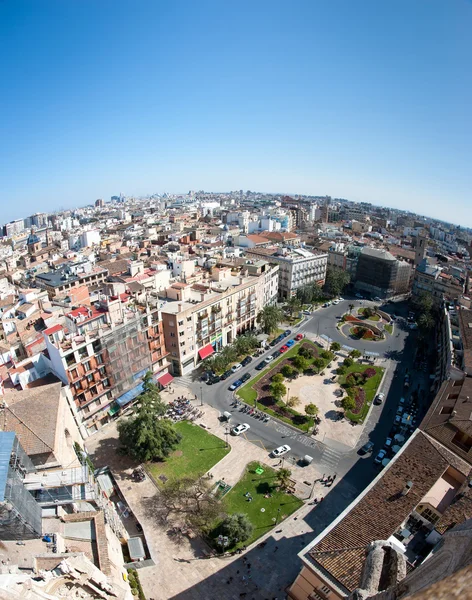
[338,363,384,422]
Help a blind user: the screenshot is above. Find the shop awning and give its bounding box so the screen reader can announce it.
[198,344,215,360]
[108,404,120,416]
[157,372,174,387]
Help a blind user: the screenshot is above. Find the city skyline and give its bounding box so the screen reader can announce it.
[1,0,471,224]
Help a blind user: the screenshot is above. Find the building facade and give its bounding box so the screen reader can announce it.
[43,306,169,437]
[355,247,411,298]
[245,247,328,300]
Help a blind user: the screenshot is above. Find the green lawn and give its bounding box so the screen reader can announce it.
[357,308,380,321]
[218,462,303,548]
[338,363,384,422]
[385,323,393,334]
[145,421,230,486]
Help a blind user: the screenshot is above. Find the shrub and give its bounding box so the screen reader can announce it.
[341,396,356,411]
[272,373,284,383]
[343,357,354,367]
[337,365,346,375]
[364,368,377,379]
[281,365,295,379]
[320,350,332,361]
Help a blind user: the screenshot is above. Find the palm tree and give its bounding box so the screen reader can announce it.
[277,468,292,490]
[257,305,283,335]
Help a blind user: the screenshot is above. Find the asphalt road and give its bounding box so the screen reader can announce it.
[181,297,425,491]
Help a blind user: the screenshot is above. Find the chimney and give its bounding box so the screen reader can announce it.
[200,293,205,301]
[401,481,413,496]
[178,303,182,312]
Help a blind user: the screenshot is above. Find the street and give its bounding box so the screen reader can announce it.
[177,297,426,496]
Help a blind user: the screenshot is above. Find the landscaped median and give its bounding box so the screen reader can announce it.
[337,362,384,423]
[237,340,333,432]
[145,421,230,486]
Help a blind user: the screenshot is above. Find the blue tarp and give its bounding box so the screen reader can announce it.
[116,382,145,407]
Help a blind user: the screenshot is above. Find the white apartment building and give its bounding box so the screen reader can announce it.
[161,262,279,375]
[245,247,328,300]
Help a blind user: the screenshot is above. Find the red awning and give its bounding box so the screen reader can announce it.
[157,372,174,387]
[198,344,215,360]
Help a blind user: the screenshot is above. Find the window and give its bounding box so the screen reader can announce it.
[452,430,472,453]
[178,320,184,326]
[99,366,106,376]
[187,316,192,322]
[84,361,91,372]
[96,353,104,365]
[70,368,78,380]
[440,406,453,415]
[179,331,185,337]
[170,332,176,337]
[180,341,185,347]
[87,374,93,382]
[103,378,110,388]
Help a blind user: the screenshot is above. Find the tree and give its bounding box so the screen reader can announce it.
[348,303,355,314]
[363,306,374,319]
[292,355,309,372]
[220,513,253,546]
[297,285,313,305]
[341,396,356,412]
[287,396,300,408]
[320,350,333,361]
[349,349,362,359]
[285,296,302,318]
[272,373,284,383]
[270,381,286,401]
[305,403,319,418]
[118,415,181,463]
[330,342,341,352]
[343,357,354,367]
[257,305,283,335]
[234,333,258,356]
[413,291,434,314]
[276,468,292,490]
[118,372,181,462]
[298,346,313,359]
[281,364,295,379]
[323,266,350,298]
[148,476,224,535]
[313,357,324,372]
[418,312,434,332]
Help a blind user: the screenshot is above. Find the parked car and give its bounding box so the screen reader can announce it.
[207,375,221,385]
[270,445,291,458]
[284,330,291,336]
[241,373,251,383]
[385,437,393,447]
[229,379,242,391]
[286,339,295,348]
[332,299,340,305]
[295,333,304,340]
[232,423,250,436]
[220,370,232,380]
[358,441,374,455]
[272,352,279,360]
[322,302,330,307]
[231,363,242,372]
[264,355,274,364]
[241,356,252,367]
[200,370,214,382]
[279,345,289,353]
[374,449,387,464]
[255,361,266,370]
[374,392,385,405]
[303,310,311,315]
[270,338,278,347]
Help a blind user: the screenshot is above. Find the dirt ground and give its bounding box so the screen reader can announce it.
[286,372,362,448]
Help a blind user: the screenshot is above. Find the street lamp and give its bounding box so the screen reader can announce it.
[275,508,281,526]
[200,385,203,407]
[217,535,229,553]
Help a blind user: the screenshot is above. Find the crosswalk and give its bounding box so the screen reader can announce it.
[319,446,343,473]
[273,422,318,449]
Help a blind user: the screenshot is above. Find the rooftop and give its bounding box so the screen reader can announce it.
[303,430,472,592]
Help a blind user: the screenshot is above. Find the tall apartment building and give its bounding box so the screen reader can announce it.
[3,219,25,237]
[245,247,328,300]
[355,247,412,298]
[161,262,279,375]
[43,305,169,437]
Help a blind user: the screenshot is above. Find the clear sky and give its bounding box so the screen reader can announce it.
[1,0,471,225]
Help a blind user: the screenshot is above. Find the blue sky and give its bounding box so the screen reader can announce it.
[1,0,471,225]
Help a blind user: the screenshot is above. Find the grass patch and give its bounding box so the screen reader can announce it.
[385,324,393,334]
[357,308,380,321]
[145,421,229,485]
[237,342,306,404]
[217,462,303,548]
[338,363,384,422]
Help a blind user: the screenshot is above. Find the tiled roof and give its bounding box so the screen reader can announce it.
[1,382,62,457]
[307,431,471,592]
